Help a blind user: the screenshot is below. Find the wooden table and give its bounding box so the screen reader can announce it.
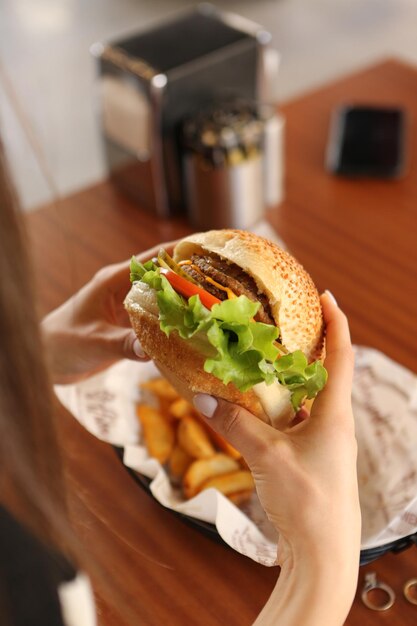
[27,59,417,625]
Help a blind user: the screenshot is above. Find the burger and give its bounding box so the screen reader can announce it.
[124,229,327,429]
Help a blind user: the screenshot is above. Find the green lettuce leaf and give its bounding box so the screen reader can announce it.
[130,257,157,283]
[274,351,328,410]
[129,257,327,410]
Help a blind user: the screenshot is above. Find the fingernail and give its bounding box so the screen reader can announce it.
[324,290,338,306]
[193,394,218,418]
[133,338,146,358]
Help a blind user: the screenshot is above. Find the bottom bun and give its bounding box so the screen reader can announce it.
[128,305,271,423]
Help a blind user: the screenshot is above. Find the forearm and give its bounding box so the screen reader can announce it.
[254,549,359,626]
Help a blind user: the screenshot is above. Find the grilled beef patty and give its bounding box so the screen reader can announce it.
[181,254,274,325]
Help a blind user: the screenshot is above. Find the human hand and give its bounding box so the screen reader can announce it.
[42,241,177,384]
[193,292,361,624]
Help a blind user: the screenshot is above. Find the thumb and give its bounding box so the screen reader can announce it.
[193,394,275,465]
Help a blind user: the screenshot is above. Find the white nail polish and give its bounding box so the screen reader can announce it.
[325,290,338,306]
[193,394,218,418]
[133,338,146,358]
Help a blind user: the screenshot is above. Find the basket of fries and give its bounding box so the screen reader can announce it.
[55,346,417,567]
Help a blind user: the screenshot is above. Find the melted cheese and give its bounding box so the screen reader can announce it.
[205,276,237,300]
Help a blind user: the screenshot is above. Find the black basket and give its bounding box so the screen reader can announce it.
[114,446,417,566]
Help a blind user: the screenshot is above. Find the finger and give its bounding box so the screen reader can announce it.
[91,260,131,295]
[109,239,181,294]
[102,328,150,362]
[193,394,277,465]
[91,239,182,292]
[311,291,354,419]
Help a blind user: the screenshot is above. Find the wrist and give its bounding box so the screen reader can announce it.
[254,540,359,626]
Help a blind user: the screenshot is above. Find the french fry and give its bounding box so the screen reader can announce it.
[169,398,195,420]
[136,405,175,464]
[183,454,240,498]
[200,470,255,497]
[140,378,179,401]
[177,416,215,459]
[169,444,193,479]
[158,405,178,425]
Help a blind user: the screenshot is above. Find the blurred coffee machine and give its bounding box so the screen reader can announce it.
[92,3,283,227]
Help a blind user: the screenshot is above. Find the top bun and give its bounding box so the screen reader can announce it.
[174,229,324,362]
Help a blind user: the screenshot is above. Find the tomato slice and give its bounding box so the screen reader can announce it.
[160,268,221,310]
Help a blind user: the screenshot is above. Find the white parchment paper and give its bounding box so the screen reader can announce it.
[55,345,417,566]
